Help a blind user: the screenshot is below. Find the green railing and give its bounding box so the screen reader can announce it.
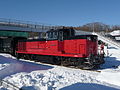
[0,31,28,37]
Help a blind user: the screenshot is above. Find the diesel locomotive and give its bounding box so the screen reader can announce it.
[16,28,105,69]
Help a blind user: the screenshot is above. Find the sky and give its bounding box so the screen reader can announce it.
[0,0,120,26]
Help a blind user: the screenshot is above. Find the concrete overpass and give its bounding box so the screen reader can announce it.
[0,18,62,32]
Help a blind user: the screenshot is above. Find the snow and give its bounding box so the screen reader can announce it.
[97,45,120,87]
[97,70,120,86]
[110,30,120,36]
[0,44,120,89]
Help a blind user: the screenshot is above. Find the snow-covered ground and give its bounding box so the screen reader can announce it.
[0,45,120,90]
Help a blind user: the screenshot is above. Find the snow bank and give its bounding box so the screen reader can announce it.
[110,30,120,36]
[3,66,100,90]
[97,70,120,86]
[97,45,120,87]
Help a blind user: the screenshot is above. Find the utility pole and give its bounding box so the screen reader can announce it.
[93,23,95,33]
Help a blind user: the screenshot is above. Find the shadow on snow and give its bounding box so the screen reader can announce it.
[107,46,118,50]
[101,56,120,69]
[0,55,53,79]
[60,83,120,90]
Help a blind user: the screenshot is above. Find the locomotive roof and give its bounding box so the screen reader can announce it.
[66,35,97,40]
[75,35,97,37]
[46,28,75,32]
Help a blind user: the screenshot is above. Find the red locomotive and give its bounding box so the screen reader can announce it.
[16,28,105,69]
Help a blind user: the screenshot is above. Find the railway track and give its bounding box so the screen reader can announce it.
[19,58,102,73]
[0,79,20,90]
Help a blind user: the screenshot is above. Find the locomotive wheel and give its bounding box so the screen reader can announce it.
[82,64,95,70]
[76,59,95,70]
[15,53,98,70]
[61,57,71,66]
[52,57,61,65]
[16,53,21,59]
[61,60,69,66]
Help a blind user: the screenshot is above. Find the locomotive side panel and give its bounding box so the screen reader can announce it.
[79,44,85,56]
[17,40,62,55]
[64,40,77,54]
[45,40,61,54]
[26,41,39,52]
[18,41,26,52]
[86,37,98,57]
[64,39,87,57]
[77,39,86,57]
[38,41,46,49]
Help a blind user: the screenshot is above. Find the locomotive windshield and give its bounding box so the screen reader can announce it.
[46,29,75,40]
[91,35,97,42]
[47,30,58,40]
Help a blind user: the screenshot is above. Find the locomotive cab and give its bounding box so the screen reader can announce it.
[46,28,75,41]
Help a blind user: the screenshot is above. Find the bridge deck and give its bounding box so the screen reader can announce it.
[0,18,62,32]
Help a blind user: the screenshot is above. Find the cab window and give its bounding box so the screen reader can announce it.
[47,31,58,40]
